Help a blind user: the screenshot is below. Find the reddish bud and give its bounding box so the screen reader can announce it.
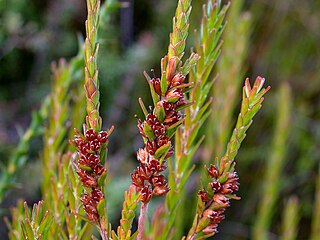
[131,169,145,191]
[79,141,90,154]
[153,185,169,196]
[137,148,150,164]
[203,209,217,220]
[166,89,183,103]
[97,131,108,143]
[81,193,99,222]
[210,180,221,193]
[152,174,166,187]
[88,154,100,168]
[174,95,187,107]
[198,190,210,203]
[212,194,230,208]
[138,164,153,180]
[76,168,97,188]
[152,122,166,137]
[146,114,158,126]
[137,119,147,138]
[220,172,239,194]
[208,165,219,178]
[90,139,101,152]
[146,140,157,155]
[149,160,166,172]
[74,135,85,146]
[202,223,218,235]
[151,77,161,95]
[141,186,152,203]
[170,73,185,87]
[91,188,104,202]
[163,112,179,125]
[85,128,97,141]
[93,164,106,176]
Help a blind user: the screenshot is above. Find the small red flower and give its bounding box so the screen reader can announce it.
[208,164,219,178]
[71,127,109,223]
[85,128,97,141]
[141,186,152,203]
[97,131,108,143]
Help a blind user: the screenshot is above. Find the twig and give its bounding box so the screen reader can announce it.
[137,203,149,240]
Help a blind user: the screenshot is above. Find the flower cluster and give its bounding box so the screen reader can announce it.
[198,164,239,235]
[71,128,108,221]
[131,59,190,203]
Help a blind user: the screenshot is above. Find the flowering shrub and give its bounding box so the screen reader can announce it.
[4,0,272,239]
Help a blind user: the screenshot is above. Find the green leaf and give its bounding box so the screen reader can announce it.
[165,119,185,139]
[180,164,196,188]
[24,202,31,220]
[38,211,54,235]
[175,102,193,112]
[181,53,200,76]
[196,233,215,240]
[98,170,107,188]
[97,198,107,218]
[138,98,148,117]
[100,144,107,165]
[143,122,155,140]
[195,217,210,233]
[160,75,168,96]
[130,231,138,240]
[154,142,171,162]
[80,165,93,172]
[160,57,168,95]
[78,222,90,239]
[154,104,166,122]
[21,219,35,240]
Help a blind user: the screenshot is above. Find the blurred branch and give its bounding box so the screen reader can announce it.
[0,97,49,202]
[311,166,320,240]
[206,0,251,160]
[253,82,291,240]
[280,196,299,240]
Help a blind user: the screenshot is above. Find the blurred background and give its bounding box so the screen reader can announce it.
[0,0,319,239]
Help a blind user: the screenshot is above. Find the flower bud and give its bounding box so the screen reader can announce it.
[97,131,108,143]
[141,186,152,203]
[208,164,219,178]
[85,128,97,141]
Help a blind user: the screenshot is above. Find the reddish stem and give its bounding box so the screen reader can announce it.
[137,203,149,240]
[99,221,108,240]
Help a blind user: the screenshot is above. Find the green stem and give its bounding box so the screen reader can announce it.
[115,185,140,240]
[83,0,109,236]
[84,0,102,132]
[162,1,229,238]
[208,0,251,160]
[168,0,192,60]
[280,196,299,240]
